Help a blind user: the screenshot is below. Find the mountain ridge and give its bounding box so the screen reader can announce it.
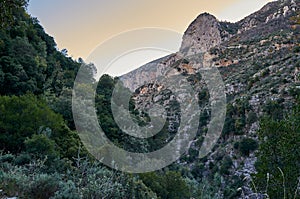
[120,0,299,92]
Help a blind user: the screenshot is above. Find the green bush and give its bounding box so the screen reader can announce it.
[220,156,233,175]
[27,174,60,199]
[0,152,158,199]
[0,94,63,153]
[140,171,190,199]
[0,94,86,160]
[0,153,14,163]
[14,153,31,165]
[52,180,79,199]
[247,111,257,124]
[0,158,60,198]
[25,134,58,159]
[238,138,258,156]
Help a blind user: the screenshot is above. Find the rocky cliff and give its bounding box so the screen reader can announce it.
[120,12,232,91]
[118,0,300,197]
[121,0,299,93]
[179,13,224,55]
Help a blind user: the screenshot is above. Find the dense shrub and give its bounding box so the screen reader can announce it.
[140,171,190,199]
[0,94,85,160]
[238,138,258,156]
[220,156,233,175]
[0,153,158,199]
[255,103,300,199]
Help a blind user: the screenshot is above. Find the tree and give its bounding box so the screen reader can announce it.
[255,103,300,198]
[238,138,258,156]
[0,94,84,159]
[0,0,29,28]
[0,94,62,153]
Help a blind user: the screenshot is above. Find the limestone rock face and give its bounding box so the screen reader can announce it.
[120,13,226,91]
[120,54,180,91]
[179,13,222,56]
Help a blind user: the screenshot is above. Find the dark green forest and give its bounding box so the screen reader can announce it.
[0,0,299,198]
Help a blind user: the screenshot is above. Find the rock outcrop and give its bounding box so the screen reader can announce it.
[179,13,223,56]
[120,13,228,91]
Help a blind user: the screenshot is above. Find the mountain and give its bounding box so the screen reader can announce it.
[118,0,300,197]
[121,0,299,90]
[0,0,299,198]
[120,12,231,91]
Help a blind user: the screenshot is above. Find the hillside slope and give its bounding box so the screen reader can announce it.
[118,0,300,197]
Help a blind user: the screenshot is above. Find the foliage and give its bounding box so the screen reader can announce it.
[220,155,233,175]
[222,100,249,138]
[0,2,88,97]
[262,99,284,121]
[247,110,257,124]
[0,94,84,159]
[140,171,190,199]
[45,87,75,130]
[237,138,258,156]
[0,152,158,199]
[0,0,29,28]
[25,134,58,159]
[255,102,300,199]
[0,94,61,152]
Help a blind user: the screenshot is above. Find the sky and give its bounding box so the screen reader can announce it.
[28,0,272,76]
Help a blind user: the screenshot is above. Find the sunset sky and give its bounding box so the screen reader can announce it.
[28,0,272,76]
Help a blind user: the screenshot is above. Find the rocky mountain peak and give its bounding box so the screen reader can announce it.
[120,0,299,91]
[179,13,222,56]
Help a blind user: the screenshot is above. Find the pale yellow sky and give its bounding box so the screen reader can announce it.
[28,0,272,60]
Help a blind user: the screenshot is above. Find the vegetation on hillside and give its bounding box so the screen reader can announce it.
[255,101,300,199]
[0,0,299,198]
